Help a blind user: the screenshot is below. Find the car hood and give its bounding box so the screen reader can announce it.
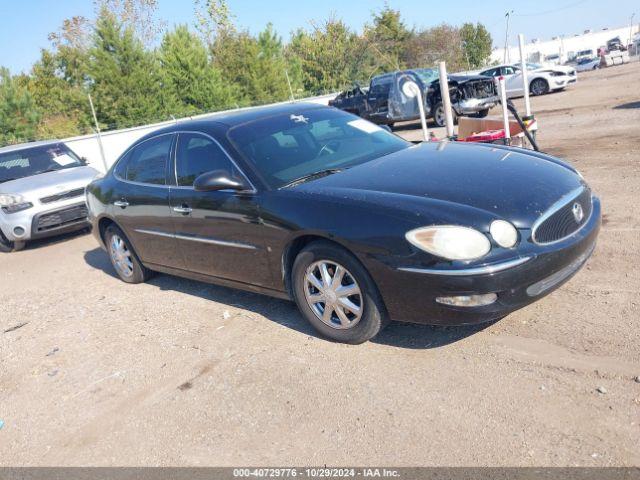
[535,65,575,75]
[0,166,100,200]
[293,142,584,228]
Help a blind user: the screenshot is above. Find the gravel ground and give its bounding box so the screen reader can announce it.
[1,62,639,467]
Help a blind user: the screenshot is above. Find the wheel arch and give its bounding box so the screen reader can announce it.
[281,233,362,299]
[96,215,123,249]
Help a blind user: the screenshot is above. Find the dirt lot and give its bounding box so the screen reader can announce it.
[1,62,639,467]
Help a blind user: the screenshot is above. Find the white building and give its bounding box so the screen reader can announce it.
[491,24,640,64]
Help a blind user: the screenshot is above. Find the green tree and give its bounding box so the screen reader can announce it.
[403,24,465,72]
[0,68,40,145]
[364,5,413,73]
[194,0,235,44]
[28,49,92,138]
[88,7,175,129]
[159,25,236,115]
[288,18,368,93]
[210,23,294,105]
[48,16,91,86]
[94,0,164,46]
[460,23,493,69]
[254,24,298,102]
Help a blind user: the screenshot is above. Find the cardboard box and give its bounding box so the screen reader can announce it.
[457,116,529,147]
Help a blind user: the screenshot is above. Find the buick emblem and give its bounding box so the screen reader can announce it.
[572,202,584,223]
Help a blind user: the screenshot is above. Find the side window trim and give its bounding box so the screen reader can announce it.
[113,132,175,188]
[172,130,257,193]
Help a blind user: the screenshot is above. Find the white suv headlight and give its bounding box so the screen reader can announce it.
[0,193,26,206]
[406,225,491,261]
[490,220,518,248]
[0,193,33,213]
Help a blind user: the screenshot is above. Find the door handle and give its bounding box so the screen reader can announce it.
[172,205,192,215]
[114,200,129,208]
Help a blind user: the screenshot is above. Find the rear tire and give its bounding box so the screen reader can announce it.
[475,108,490,118]
[291,241,389,344]
[104,225,152,284]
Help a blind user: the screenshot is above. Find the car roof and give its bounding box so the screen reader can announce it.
[0,139,63,154]
[137,102,328,140]
[483,64,520,69]
[186,102,326,130]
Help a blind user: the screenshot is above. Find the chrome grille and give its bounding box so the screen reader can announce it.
[40,188,85,204]
[532,187,593,244]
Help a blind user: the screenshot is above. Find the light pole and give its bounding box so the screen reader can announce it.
[630,13,636,50]
[504,10,514,64]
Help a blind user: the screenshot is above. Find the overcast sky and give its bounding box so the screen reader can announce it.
[1,0,637,73]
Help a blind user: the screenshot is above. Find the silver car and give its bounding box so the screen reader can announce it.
[0,140,99,252]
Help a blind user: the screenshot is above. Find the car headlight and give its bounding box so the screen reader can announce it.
[0,193,33,214]
[490,220,518,248]
[406,225,491,261]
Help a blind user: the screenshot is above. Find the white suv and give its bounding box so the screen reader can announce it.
[0,140,98,252]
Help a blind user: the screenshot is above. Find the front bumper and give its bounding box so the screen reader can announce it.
[552,76,577,89]
[456,96,499,115]
[368,196,601,326]
[0,201,89,242]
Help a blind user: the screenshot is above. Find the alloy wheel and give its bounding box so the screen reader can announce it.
[435,106,446,127]
[109,234,134,278]
[303,260,363,329]
[531,79,547,95]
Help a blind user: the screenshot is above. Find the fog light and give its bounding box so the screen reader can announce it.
[436,293,497,307]
[13,226,26,237]
[490,220,518,248]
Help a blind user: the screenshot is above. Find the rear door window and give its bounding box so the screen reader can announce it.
[119,135,172,185]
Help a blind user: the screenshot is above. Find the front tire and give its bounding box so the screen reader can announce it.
[474,108,490,118]
[530,78,549,96]
[432,102,458,128]
[292,241,388,344]
[0,229,25,253]
[105,225,152,284]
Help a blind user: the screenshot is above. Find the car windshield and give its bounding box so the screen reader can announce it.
[228,108,411,189]
[412,68,439,86]
[0,143,83,183]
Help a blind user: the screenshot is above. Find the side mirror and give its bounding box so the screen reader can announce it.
[80,157,88,165]
[193,170,250,192]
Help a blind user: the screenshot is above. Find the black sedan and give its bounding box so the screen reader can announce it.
[86,103,600,344]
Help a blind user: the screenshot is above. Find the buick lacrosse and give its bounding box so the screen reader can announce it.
[86,103,600,343]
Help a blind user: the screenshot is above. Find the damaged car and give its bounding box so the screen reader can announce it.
[329,68,498,128]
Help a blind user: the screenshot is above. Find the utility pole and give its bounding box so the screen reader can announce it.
[630,13,636,49]
[284,70,295,103]
[504,10,514,64]
[88,94,108,173]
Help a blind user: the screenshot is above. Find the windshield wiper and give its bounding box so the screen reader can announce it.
[281,168,345,188]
